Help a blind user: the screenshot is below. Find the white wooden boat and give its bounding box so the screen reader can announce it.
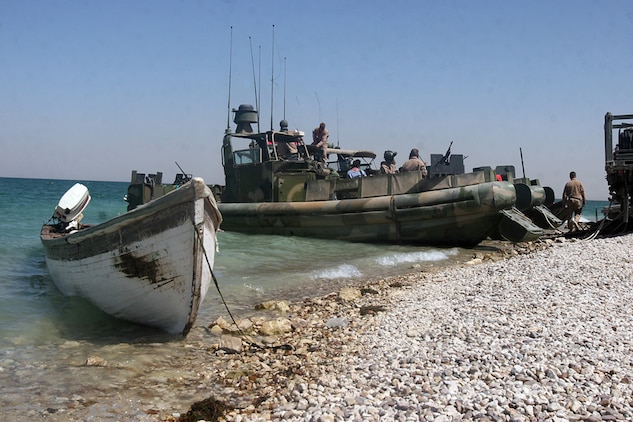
[40,177,222,335]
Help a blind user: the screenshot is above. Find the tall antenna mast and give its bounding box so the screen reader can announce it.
[258,45,261,132]
[226,26,233,131]
[249,36,259,128]
[314,91,322,122]
[270,24,275,131]
[283,57,287,121]
[336,98,340,147]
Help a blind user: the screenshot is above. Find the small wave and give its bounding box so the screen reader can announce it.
[376,249,457,266]
[310,264,363,280]
[242,282,265,293]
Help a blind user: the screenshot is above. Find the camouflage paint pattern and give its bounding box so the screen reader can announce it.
[513,183,546,212]
[497,208,544,242]
[126,122,545,246]
[217,180,517,246]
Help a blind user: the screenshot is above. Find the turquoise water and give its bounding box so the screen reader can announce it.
[0,176,609,417]
[0,177,479,346]
[0,177,609,346]
[0,178,133,343]
[578,200,610,222]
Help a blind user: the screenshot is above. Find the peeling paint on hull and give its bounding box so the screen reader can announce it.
[41,178,222,335]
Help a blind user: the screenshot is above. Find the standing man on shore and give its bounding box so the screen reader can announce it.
[562,171,586,232]
[312,122,329,165]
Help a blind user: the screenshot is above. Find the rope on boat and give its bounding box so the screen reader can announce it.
[542,211,563,231]
[577,199,631,241]
[581,217,606,241]
[196,224,294,352]
[581,199,618,240]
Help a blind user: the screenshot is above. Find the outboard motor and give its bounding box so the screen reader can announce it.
[53,183,91,232]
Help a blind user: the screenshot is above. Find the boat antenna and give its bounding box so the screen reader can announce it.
[283,57,287,121]
[226,26,233,131]
[314,91,322,122]
[249,36,259,131]
[258,45,261,132]
[270,24,275,131]
[520,147,526,178]
[336,98,340,147]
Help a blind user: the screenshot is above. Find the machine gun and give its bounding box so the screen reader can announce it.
[441,141,453,165]
[175,161,192,184]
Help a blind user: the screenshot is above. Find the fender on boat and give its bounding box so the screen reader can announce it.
[514,183,545,211]
[524,204,563,229]
[497,208,543,242]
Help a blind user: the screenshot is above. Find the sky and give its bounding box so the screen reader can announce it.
[1,1,632,200]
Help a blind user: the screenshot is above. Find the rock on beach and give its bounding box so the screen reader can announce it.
[211,234,633,421]
[25,234,633,421]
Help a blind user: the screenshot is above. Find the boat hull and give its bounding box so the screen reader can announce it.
[218,181,516,246]
[41,178,221,335]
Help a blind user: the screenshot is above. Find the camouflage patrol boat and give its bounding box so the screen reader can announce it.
[127,104,542,246]
[215,105,544,246]
[472,164,562,232]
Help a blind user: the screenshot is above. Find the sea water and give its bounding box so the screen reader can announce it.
[0,177,484,344]
[0,177,609,417]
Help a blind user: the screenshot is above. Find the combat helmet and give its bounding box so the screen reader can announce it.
[384,150,397,162]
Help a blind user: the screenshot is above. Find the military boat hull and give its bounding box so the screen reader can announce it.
[218,180,515,246]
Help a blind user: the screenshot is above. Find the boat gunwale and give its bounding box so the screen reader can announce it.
[40,177,213,246]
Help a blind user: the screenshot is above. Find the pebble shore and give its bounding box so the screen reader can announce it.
[12,233,631,421]
[207,234,633,421]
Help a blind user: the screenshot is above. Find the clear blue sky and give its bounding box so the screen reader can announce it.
[1,1,631,199]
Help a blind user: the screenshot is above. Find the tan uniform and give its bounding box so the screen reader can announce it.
[312,126,329,164]
[277,140,298,159]
[380,162,397,174]
[563,178,586,230]
[400,158,428,177]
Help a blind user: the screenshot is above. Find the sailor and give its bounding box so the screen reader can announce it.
[277,139,299,160]
[380,150,398,174]
[277,120,299,159]
[562,171,586,232]
[399,148,428,177]
[312,122,329,165]
[347,159,366,178]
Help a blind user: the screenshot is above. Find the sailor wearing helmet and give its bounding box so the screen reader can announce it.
[380,150,398,174]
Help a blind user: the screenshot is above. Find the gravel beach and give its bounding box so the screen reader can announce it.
[14,233,632,421]
[209,233,633,421]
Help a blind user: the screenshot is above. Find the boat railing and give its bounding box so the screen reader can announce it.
[605,112,633,163]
